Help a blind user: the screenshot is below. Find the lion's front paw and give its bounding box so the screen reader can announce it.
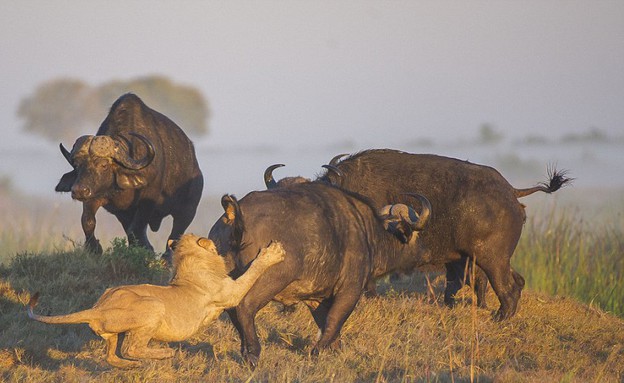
[259,240,286,265]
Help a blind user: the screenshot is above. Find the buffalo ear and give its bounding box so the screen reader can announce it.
[55,170,77,192]
[115,171,148,189]
[394,221,416,244]
[220,194,238,222]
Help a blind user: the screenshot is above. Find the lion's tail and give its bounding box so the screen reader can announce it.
[27,292,96,325]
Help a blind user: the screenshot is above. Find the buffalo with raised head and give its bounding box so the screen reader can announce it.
[208,182,431,367]
[55,93,204,254]
[313,149,571,320]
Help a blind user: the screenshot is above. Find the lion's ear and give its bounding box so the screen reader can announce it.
[116,171,147,189]
[197,237,216,252]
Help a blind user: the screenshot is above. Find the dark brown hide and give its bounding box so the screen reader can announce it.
[319,149,571,320]
[208,183,430,367]
[55,93,203,254]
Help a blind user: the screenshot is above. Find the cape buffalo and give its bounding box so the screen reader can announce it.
[208,182,431,367]
[312,149,571,320]
[55,93,204,254]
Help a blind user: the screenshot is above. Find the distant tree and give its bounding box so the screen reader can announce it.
[18,75,209,142]
[478,123,504,145]
[561,127,609,143]
[17,78,93,142]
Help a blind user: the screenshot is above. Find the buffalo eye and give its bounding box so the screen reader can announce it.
[96,159,110,170]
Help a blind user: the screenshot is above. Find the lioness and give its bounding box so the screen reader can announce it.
[28,233,285,368]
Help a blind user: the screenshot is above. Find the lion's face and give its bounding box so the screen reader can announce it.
[169,234,228,283]
[172,233,218,262]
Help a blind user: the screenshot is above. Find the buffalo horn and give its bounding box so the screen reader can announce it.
[404,193,431,231]
[321,164,344,179]
[264,164,285,189]
[59,143,73,166]
[113,133,155,170]
[329,153,349,166]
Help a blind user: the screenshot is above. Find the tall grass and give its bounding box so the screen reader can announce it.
[515,208,624,317]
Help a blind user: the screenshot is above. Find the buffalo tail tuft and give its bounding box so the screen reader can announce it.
[541,165,573,193]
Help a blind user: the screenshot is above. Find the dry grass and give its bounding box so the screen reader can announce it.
[1,189,623,382]
[1,243,623,383]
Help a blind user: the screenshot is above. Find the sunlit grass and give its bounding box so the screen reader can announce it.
[1,242,622,382]
[515,209,624,317]
[1,190,623,381]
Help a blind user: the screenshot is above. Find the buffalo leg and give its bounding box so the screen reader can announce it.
[308,299,341,350]
[444,259,488,308]
[444,263,463,307]
[81,200,103,254]
[235,277,294,368]
[471,263,489,308]
[168,209,197,249]
[311,289,361,354]
[127,205,154,251]
[475,255,523,320]
[166,178,202,254]
[225,308,246,354]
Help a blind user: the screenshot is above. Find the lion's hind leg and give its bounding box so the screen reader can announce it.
[102,333,140,369]
[120,299,175,361]
[122,329,175,360]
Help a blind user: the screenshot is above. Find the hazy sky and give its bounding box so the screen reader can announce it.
[1,1,623,148]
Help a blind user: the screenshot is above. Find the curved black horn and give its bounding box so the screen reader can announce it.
[264,164,285,189]
[113,133,155,170]
[404,193,432,231]
[59,143,73,166]
[321,164,344,179]
[329,153,349,166]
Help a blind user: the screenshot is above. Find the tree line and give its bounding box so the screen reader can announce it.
[18,75,209,142]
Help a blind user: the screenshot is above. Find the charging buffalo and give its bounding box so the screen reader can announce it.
[55,93,204,254]
[208,183,431,367]
[313,149,571,320]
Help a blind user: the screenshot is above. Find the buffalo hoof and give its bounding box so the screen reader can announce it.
[242,351,259,370]
[311,338,341,356]
[443,294,457,308]
[493,307,516,321]
[329,338,343,351]
[85,239,103,255]
[310,346,321,357]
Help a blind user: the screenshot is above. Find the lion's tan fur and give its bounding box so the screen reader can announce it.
[28,233,285,368]
[169,235,228,287]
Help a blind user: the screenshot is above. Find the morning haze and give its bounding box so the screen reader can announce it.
[0,1,622,219]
